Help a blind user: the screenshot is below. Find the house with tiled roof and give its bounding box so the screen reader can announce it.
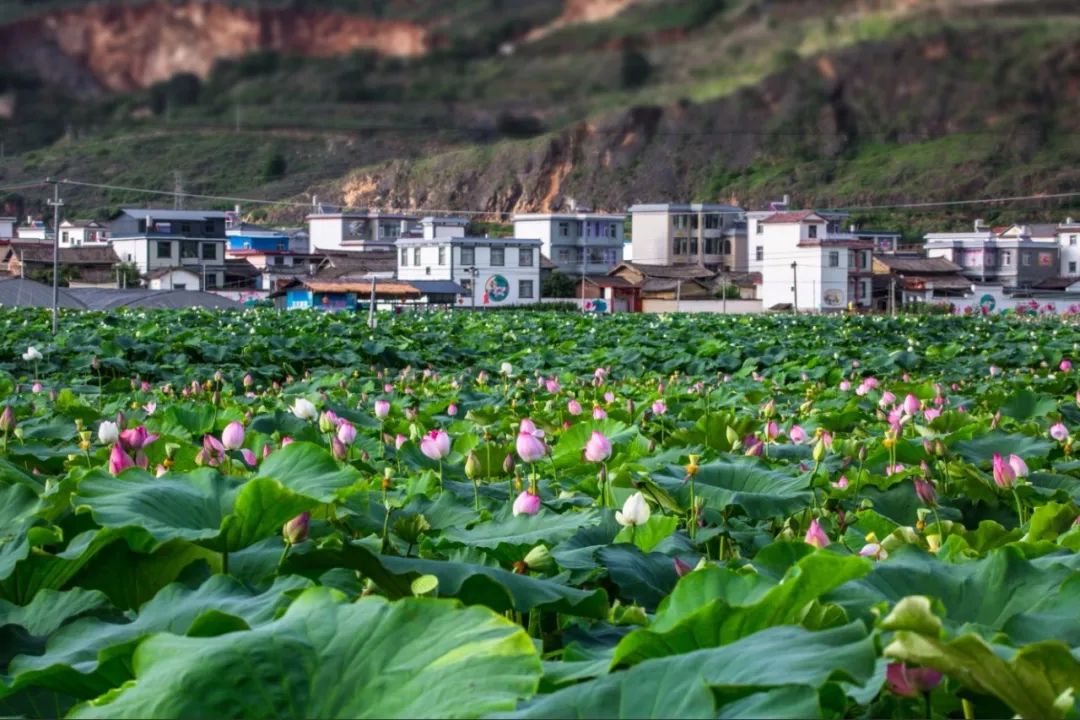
[749,209,874,312]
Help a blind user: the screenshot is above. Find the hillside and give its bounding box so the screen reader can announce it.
[0,0,1077,234]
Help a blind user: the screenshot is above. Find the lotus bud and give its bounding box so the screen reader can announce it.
[524,544,554,572]
[108,443,134,475]
[725,426,740,448]
[512,491,541,516]
[762,399,775,418]
[221,421,245,450]
[813,438,826,462]
[886,663,943,698]
[329,436,347,460]
[0,406,16,435]
[858,444,867,462]
[243,373,254,388]
[318,412,336,434]
[615,492,651,527]
[914,478,937,507]
[91,355,100,371]
[503,453,515,474]
[804,518,829,549]
[283,512,310,545]
[465,451,481,480]
[673,556,694,577]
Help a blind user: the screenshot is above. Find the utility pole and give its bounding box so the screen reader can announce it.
[580,247,587,312]
[890,276,897,317]
[791,261,798,316]
[676,279,682,313]
[367,276,377,328]
[173,171,184,210]
[46,178,63,334]
[721,274,728,314]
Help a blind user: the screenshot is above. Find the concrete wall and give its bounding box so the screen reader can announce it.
[642,298,763,314]
[630,212,673,265]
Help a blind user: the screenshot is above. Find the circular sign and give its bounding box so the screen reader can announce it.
[484,275,510,303]
[979,293,996,312]
[823,289,843,306]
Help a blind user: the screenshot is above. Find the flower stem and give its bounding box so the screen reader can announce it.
[276,544,290,573]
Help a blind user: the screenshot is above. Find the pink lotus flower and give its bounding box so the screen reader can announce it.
[394,434,407,450]
[923,408,941,423]
[331,436,348,460]
[31,382,42,394]
[374,400,390,420]
[221,421,245,450]
[592,406,607,420]
[420,429,451,461]
[143,402,157,415]
[764,420,779,441]
[384,383,394,393]
[673,556,694,577]
[839,380,851,391]
[1051,422,1069,441]
[886,663,942,698]
[1062,359,1073,372]
[520,418,542,436]
[744,437,763,457]
[155,464,168,477]
[914,479,937,507]
[545,378,560,394]
[879,391,896,408]
[240,448,258,467]
[281,436,295,447]
[567,399,583,416]
[516,429,547,463]
[886,463,905,476]
[804,519,829,549]
[832,476,849,490]
[788,424,807,444]
[992,452,1015,488]
[990,365,1001,376]
[652,400,667,416]
[859,542,886,561]
[584,431,612,463]
[1008,454,1028,478]
[512,491,541,516]
[337,422,357,445]
[902,394,921,416]
[863,377,879,389]
[855,383,869,397]
[108,443,134,475]
[604,391,615,404]
[118,426,157,452]
[447,403,458,417]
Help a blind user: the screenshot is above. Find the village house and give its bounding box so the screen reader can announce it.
[58,220,109,247]
[628,203,745,270]
[307,209,422,252]
[108,208,228,290]
[871,255,973,310]
[1057,218,1080,277]
[750,210,874,311]
[924,220,1059,289]
[512,209,626,277]
[5,245,121,287]
[395,235,540,307]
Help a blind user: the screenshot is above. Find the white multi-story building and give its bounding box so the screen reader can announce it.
[395,236,541,307]
[512,211,625,276]
[924,220,1059,288]
[1058,218,1080,277]
[628,203,744,269]
[59,220,109,247]
[307,211,420,252]
[755,210,874,311]
[109,209,228,290]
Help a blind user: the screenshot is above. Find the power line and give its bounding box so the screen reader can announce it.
[45,177,1080,220]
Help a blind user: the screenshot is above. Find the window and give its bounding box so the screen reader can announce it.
[1022,253,1032,267]
[201,243,217,261]
[438,247,446,266]
[556,247,571,263]
[180,223,191,234]
[722,239,732,255]
[156,241,172,259]
[756,222,763,235]
[1071,235,1078,246]
[1001,250,1012,266]
[460,247,475,265]
[558,222,569,237]
[828,251,840,267]
[412,248,421,265]
[381,222,401,239]
[588,248,604,263]
[755,246,764,261]
[519,280,534,299]
[205,221,215,235]
[688,238,698,256]
[491,247,505,266]
[205,273,218,289]
[400,248,408,266]
[519,248,533,267]
[705,214,720,229]
[181,241,198,258]
[61,231,68,243]
[603,248,619,265]
[1070,261,1077,274]
[273,256,285,266]
[808,224,818,239]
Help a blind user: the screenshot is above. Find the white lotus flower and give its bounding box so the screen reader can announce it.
[22,346,42,362]
[500,362,513,376]
[97,420,119,445]
[615,492,651,528]
[291,398,318,420]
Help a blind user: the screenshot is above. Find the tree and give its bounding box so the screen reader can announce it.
[620,46,652,90]
[542,271,577,298]
[263,152,287,181]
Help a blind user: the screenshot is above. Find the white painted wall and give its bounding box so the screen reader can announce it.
[758,221,847,311]
[396,239,540,306]
[1059,229,1080,276]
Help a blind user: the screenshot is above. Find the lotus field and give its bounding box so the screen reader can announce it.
[6,308,1080,718]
